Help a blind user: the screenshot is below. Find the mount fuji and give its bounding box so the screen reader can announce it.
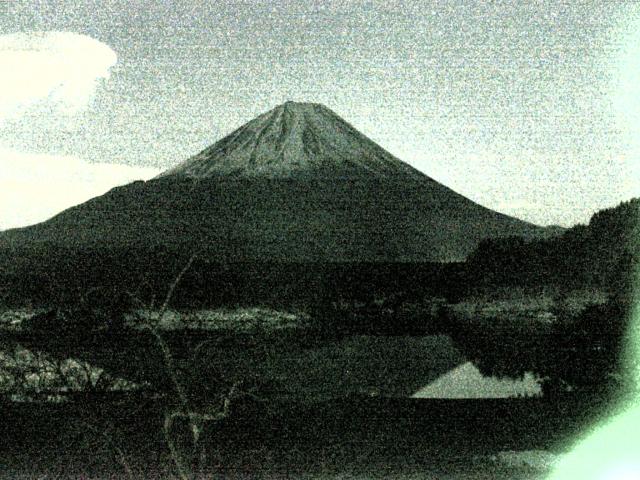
[1,102,549,266]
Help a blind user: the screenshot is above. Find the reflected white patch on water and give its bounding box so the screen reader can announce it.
[411,361,542,399]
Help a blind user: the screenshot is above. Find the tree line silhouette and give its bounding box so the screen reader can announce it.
[466,198,639,298]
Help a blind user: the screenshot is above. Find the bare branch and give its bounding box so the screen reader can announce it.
[130,250,250,479]
[160,252,199,316]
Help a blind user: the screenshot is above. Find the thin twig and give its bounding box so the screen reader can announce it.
[161,253,199,315]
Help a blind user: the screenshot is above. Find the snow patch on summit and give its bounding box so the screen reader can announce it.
[158,102,428,181]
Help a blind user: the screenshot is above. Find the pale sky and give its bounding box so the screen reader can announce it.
[1,1,639,229]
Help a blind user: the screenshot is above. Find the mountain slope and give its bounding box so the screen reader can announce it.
[0,102,555,304]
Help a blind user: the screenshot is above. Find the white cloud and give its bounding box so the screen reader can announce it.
[0,31,117,120]
[0,32,154,231]
[0,149,160,230]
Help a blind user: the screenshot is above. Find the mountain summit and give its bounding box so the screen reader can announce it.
[160,101,426,181]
